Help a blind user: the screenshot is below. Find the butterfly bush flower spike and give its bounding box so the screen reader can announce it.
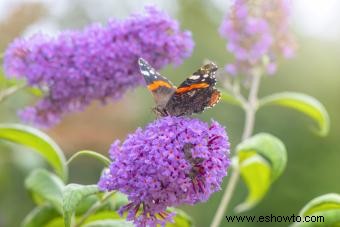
[220,0,296,76]
[3,6,194,127]
[98,117,230,227]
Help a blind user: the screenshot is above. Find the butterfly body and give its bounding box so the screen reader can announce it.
[138,58,221,117]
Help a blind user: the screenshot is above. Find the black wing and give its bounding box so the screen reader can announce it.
[164,62,221,116]
[138,58,176,108]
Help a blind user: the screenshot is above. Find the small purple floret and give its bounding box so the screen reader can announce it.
[4,6,194,127]
[220,0,296,76]
[98,117,230,227]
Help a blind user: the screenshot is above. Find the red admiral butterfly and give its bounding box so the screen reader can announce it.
[138,58,221,117]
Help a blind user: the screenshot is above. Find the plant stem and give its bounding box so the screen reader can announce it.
[241,74,260,140]
[0,84,26,103]
[74,191,116,227]
[210,74,261,227]
[210,164,240,227]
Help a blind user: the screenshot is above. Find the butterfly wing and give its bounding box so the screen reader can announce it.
[138,58,176,108]
[164,62,221,116]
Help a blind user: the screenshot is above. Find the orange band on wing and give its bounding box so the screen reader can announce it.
[147,80,172,91]
[209,90,221,106]
[176,83,209,93]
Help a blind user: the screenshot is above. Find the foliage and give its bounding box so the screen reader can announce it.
[0,1,334,227]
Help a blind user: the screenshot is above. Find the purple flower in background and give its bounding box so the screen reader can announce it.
[3,6,194,127]
[220,0,296,76]
[98,117,230,227]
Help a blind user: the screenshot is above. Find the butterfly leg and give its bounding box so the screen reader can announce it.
[152,107,169,118]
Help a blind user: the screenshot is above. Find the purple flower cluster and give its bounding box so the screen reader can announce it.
[98,117,230,227]
[3,6,194,127]
[220,0,296,76]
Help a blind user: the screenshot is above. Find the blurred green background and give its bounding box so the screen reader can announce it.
[0,0,339,226]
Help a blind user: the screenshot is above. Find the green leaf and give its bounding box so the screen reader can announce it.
[22,205,59,227]
[110,192,129,211]
[82,211,121,224]
[0,68,26,101]
[237,133,287,182]
[45,218,65,227]
[259,92,330,136]
[236,133,287,212]
[83,220,133,227]
[26,87,43,97]
[299,193,340,216]
[63,184,100,227]
[0,124,68,181]
[0,68,23,88]
[292,194,340,226]
[25,169,64,213]
[75,195,99,215]
[235,155,271,213]
[167,208,193,227]
[220,90,243,107]
[67,150,110,166]
[293,210,340,227]
[43,211,121,227]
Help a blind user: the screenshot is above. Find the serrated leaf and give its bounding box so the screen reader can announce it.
[21,204,59,227]
[236,133,287,212]
[63,184,100,227]
[0,124,68,181]
[67,150,110,166]
[292,194,340,226]
[25,169,64,213]
[83,220,133,227]
[259,92,330,136]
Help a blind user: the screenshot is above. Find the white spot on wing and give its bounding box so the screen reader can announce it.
[189,75,200,80]
[187,90,196,96]
[203,74,209,78]
[141,70,150,76]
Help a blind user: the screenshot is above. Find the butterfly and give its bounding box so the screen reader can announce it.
[138,58,221,117]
